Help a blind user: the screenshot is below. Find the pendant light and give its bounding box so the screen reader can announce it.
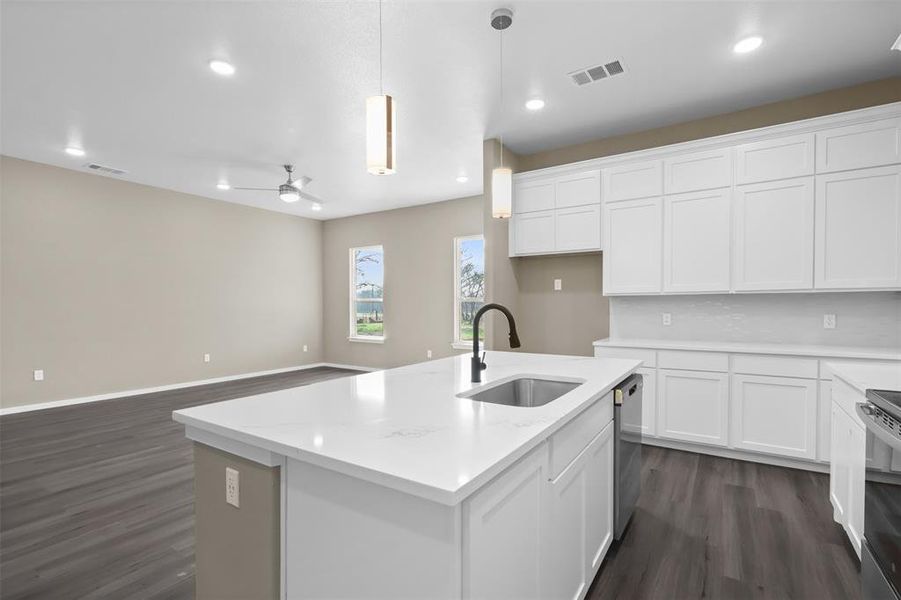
[490,8,513,219]
[366,0,396,175]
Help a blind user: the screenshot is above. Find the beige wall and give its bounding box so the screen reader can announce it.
[193,443,280,600]
[483,77,901,357]
[1,156,323,408]
[321,195,482,368]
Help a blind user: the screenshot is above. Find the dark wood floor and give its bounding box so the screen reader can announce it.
[0,367,359,600]
[588,445,861,600]
[2,373,861,600]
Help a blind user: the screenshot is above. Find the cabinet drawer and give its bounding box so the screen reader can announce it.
[732,354,818,379]
[556,170,600,209]
[514,179,555,213]
[602,160,662,203]
[816,118,901,174]
[549,392,614,479]
[735,133,815,184]
[593,347,656,368]
[664,148,732,194]
[658,350,728,372]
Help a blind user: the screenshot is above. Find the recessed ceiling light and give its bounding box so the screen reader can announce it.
[525,98,545,111]
[456,175,469,183]
[64,146,85,157]
[311,203,323,211]
[208,59,235,76]
[733,36,763,54]
[216,182,231,190]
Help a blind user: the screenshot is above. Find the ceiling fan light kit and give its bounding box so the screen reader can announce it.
[366,0,396,176]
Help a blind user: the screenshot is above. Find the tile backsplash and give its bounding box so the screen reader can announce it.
[610,292,901,349]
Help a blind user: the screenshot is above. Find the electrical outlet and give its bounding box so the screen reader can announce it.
[427,349,432,359]
[662,313,672,326]
[225,467,240,508]
[303,344,308,352]
[554,278,562,291]
[203,353,210,363]
[33,369,44,382]
[823,314,836,329]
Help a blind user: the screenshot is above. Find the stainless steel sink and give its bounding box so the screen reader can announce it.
[459,377,581,408]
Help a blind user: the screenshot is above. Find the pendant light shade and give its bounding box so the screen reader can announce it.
[366,94,396,175]
[491,166,512,219]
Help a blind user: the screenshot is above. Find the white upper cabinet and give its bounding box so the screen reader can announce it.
[514,179,555,213]
[816,118,901,174]
[556,170,601,208]
[664,148,732,194]
[663,189,731,292]
[513,210,556,255]
[601,160,662,202]
[603,198,662,294]
[732,177,814,291]
[735,133,815,184]
[815,165,901,289]
[510,170,601,256]
[556,204,601,252]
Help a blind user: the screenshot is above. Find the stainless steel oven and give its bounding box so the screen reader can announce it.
[857,389,901,600]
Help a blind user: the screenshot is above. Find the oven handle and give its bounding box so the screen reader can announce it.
[856,403,901,452]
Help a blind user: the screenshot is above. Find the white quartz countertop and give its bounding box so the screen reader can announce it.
[173,352,639,506]
[827,362,901,395]
[593,338,901,361]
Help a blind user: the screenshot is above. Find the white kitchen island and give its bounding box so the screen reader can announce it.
[173,352,640,600]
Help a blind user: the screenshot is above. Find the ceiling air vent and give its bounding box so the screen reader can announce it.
[568,59,625,86]
[83,163,128,176]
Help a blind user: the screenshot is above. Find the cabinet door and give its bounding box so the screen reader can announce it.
[815,165,901,289]
[556,170,600,209]
[555,204,601,252]
[622,367,656,437]
[663,189,731,292]
[816,118,901,173]
[847,420,866,557]
[546,446,589,600]
[818,381,832,462]
[465,443,548,600]
[829,403,850,525]
[658,369,729,447]
[515,179,555,213]
[584,423,615,578]
[664,148,732,194]
[602,160,662,202]
[603,197,662,294]
[731,375,818,460]
[735,133,815,185]
[733,178,814,291]
[513,209,555,255]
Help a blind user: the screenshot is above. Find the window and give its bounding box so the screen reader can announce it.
[350,246,385,341]
[454,235,485,346]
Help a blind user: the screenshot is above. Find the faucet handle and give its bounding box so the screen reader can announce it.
[480,352,487,370]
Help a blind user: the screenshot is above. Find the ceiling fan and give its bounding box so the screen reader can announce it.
[233,164,325,209]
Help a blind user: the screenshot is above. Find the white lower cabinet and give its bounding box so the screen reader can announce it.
[730,375,818,460]
[464,403,615,600]
[658,369,729,447]
[829,401,866,557]
[546,423,614,600]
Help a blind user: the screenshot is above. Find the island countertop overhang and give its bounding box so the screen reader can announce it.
[173,352,641,505]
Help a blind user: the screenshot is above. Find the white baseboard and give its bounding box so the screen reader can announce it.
[641,436,829,473]
[0,362,376,416]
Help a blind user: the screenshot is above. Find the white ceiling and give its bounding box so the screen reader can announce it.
[2,1,899,219]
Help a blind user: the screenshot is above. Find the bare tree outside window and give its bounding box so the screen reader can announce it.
[351,246,384,338]
[455,236,485,343]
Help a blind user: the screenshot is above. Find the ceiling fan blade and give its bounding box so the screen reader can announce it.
[289,176,312,190]
[232,186,278,191]
[299,190,326,204]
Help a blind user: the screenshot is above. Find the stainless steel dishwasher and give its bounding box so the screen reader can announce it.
[613,373,642,540]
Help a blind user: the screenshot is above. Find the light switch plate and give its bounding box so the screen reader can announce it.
[427,349,432,359]
[554,279,562,291]
[662,313,672,326]
[203,353,210,363]
[303,344,308,352]
[33,369,44,382]
[823,314,836,329]
[225,467,240,508]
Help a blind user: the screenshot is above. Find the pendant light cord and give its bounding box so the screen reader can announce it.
[498,26,504,169]
[379,0,383,96]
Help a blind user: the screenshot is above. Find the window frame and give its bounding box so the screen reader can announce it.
[452,234,485,350]
[349,245,386,343]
